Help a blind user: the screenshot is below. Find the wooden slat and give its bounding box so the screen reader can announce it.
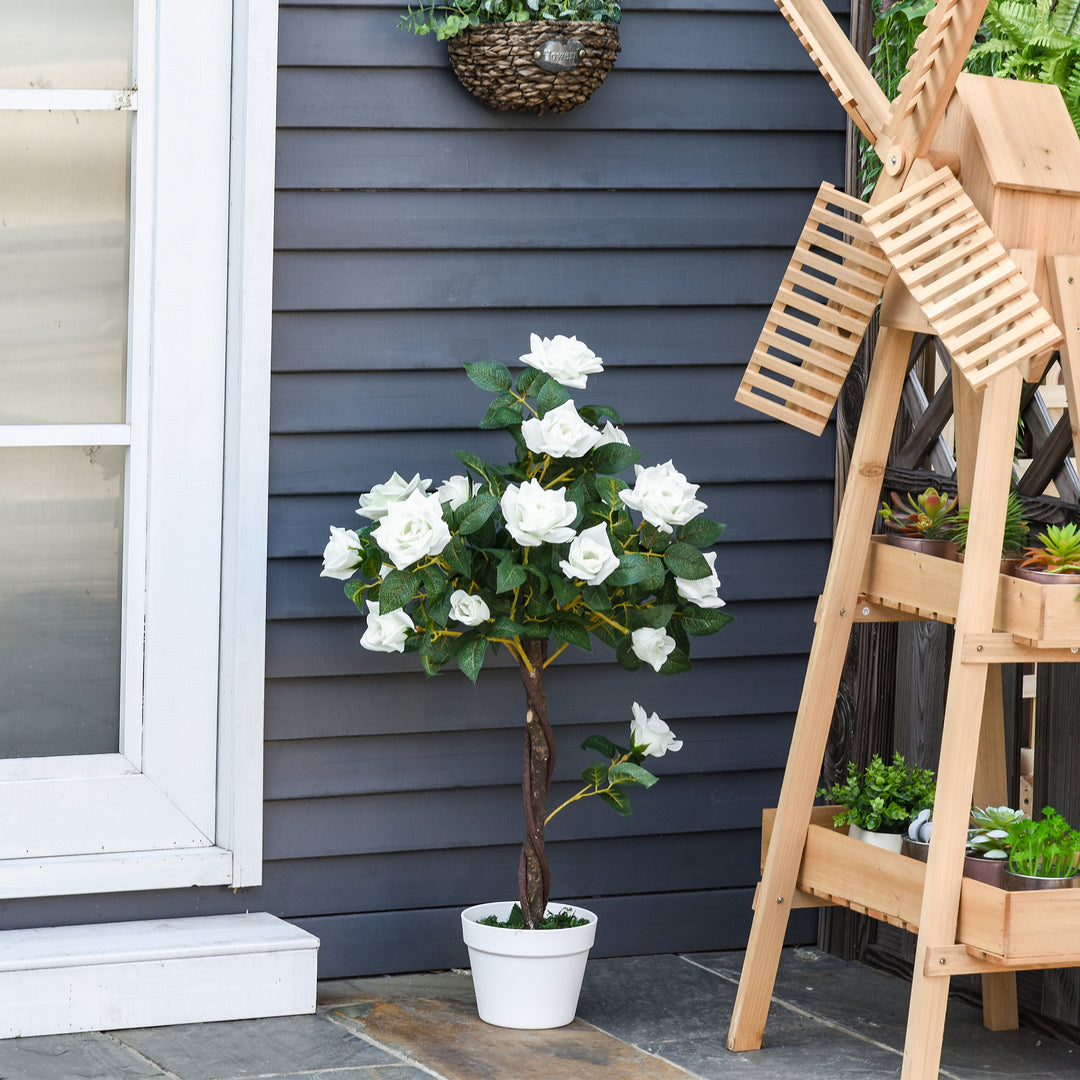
[736,183,889,434]
[863,168,1064,391]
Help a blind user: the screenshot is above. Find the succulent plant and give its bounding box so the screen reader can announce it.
[1019,521,1080,573]
[967,806,1023,860]
[879,487,959,541]
[951,491,1030,558]
[908,807,933,843]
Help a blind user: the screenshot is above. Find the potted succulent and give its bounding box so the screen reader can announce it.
[320,333,732,1027]
[878,487,959,556]
[965,805,1024,888]
[818,753,936,853]
[950,491,1030,573]
[1003,806,1080,890]
[400,0,621,114]
[1016,522,1080,584]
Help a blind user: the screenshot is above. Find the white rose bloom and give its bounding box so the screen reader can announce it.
[630,626,677,672]
[372,489,452,571]
[675,550,726,609]
[320,526,362,580]
[360,600,415,653]
[559,522,621,586]
[449,589,491,627]
[500,478,578,547]
[519,333,604,389]
[437,474,477,511]
[630,702,683,757]
[619,461,707,534]
[521,400,602,459]
[596,421,630,446]
[356,471,432,520]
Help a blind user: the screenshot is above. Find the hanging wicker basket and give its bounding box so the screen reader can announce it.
[446,21,620,115]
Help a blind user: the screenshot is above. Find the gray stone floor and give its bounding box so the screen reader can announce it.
[0,948,1076,1079]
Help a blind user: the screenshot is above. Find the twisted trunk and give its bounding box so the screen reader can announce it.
[517,639,554,928]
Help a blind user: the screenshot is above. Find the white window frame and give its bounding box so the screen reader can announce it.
[0,0,276,897]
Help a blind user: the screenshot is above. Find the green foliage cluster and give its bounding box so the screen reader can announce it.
[878,487,959,540]
[479,903,589,928]
[342,360,732,684]
[400,0,619,40]
[818,752,936,834]
[1020,521,1080,572]
[861,0,1080,195]
[1005,806,1080,877]
[950,490,1030,557]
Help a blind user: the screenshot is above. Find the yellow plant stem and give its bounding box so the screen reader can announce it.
[545,753,631,825]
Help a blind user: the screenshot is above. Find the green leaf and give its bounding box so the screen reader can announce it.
[553,614,592,652]
[590,442,642,475]
[579,404,623,426]
[681,607,734,636]
[537,378,570,414]
[456,635,488,683]
[599,788,633,816]
[609,761,658,788]
[377,569,416,613]
[659,647,692,675]
[581,584,611,611]
[636,603,675,629]
[663,542,712,580]
[491,615,529,639]
[497,559,528,594]
[580,762,607,788]
[480,403,524,430]
[516,367,547,397]
[639,523,670,552]
[458,492,499,535]
[606,552,651,587]
[344,579,367,608]
[442,534,472,578]
[421,562,447,599]
[463,360,512,393]
[453,450,492,479]
[677,516,725,549]
[550,572,579,606]
[582,734,621,759]
[615,635,642,671]
[595,476,629,508]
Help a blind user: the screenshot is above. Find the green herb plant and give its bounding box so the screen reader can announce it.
[1005,806,1080,878]
[400,0,620,40]
[818,752,936,834]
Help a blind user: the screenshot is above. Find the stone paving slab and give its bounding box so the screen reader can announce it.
[0,1031,169,1080]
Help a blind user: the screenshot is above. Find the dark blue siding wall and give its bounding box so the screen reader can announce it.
[0,0,844,978]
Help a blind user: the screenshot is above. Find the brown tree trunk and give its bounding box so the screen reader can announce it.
[516,639,554,928]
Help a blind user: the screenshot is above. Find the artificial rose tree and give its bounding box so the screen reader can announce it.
[322,334,732,928]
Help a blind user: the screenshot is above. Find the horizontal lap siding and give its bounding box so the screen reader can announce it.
[0,0,842,972]
[265,0,844,975]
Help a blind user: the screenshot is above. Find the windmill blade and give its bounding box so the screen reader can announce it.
[736,184,892,435]
[775,0,891,144]
[875,0,989,189]
[863,167,1064,391]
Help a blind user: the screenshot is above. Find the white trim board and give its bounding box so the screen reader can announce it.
[0,913,318,1038]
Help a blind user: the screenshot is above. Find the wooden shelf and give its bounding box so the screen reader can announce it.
[762,807,1080,973]
[852,538,1080,650]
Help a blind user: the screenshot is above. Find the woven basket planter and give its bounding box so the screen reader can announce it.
[447,21,620,114]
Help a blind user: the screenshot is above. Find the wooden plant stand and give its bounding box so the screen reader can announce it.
[725,0,1080,1074]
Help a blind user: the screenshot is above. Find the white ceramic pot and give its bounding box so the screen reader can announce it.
[460,900,598,1028]
[848,823,904,853]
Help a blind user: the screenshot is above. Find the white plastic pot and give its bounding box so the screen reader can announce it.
[460,900,598,1028]
[848,823,904,853]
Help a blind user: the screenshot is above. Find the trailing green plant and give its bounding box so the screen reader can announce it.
[967,804,1025,859]
[400,0,620,39]
[1005,805,1080,877]
[951,490,1030,557]
[818,752,936,834]
[879,487,959,540]
[1019,521,1080,572]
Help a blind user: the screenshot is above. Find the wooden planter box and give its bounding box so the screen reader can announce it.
[854,537,1080,649]
[762,807,1080,971]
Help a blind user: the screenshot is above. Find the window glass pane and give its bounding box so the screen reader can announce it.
[0,0,133,90]
[0,446,123,758]
[0,110,130,424]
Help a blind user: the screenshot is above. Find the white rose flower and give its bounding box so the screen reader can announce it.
[449,589,491,627]
[437,474,477,511]
[521,400,602,459]
[675,550,726,609]
[320,526,362,580]
[500,478,578,547]
[558,522,621,586]
[359,600,415,653]
[596,421,630,446]
[372,489,452,571]
[630,626,677,672]
[619,461,707,534]
[519,333,604,389]
[356,471,432,521]
[630,702,683,757]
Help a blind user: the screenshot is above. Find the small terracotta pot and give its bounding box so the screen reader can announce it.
[1013,566,1080,585]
